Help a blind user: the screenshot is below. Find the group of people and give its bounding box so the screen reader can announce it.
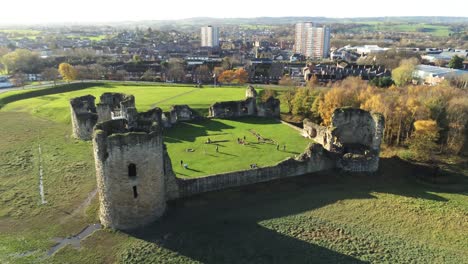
[237,136,247,145]
[276,144,286,151]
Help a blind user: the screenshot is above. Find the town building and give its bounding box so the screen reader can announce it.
[294,22,330,59]
[414,64,467,86]
[201,26,219,48]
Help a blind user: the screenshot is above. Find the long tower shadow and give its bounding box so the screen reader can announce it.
[125,157,464,263]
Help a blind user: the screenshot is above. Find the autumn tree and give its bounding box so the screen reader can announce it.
[409,120,439,161]
[280,88,296,114]
[217,70,236,84]
[392,58,418,86]
[292,87,315,116]
[446,97,468,154]
[278,74,297,87]
[259,88,277,102]
[1,49,42,74]
[58,63,77,83]
[234,68,248,84]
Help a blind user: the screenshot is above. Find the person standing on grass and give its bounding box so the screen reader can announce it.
[216,145,219,152]
[180,160,183,167]
[283,145,286,151]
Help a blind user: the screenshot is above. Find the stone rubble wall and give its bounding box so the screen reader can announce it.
[171,143,335,198]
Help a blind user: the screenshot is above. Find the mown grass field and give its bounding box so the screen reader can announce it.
[0,82,467,263]
[356,22,453,37]
[165,117,310,178]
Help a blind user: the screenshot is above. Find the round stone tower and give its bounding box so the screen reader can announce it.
[93,118,166,230]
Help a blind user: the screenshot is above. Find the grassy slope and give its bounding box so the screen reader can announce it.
[0,83,247,123]
[0,112,98,263]
[165,117,311,178]
[51,166,468,264]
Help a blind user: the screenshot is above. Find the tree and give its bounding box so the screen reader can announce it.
[41,67,59,86]
[88,64,107,80]
[1,49,42,74]
[217,70,236,84]
[75,65,92,81]
[446,97,468,154]
[278,74,297,87]
[292,87,314,116]
[58,63,77,83]
[448,55,464,69]
[194,65,211,84]
[280,88,296,114]
[11,72,27,88]
[409,120,439,161]
[234,68,248,84]
[221,57,233,70]
[141,69,156,81]
[166,59,185,82]
[259,88,277,102]
[392,58,418,86]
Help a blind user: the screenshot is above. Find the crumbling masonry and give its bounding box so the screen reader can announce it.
[70,87,384,230]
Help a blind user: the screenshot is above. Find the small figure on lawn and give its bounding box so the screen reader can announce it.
[206,138,211,144]
[180,160,183,167]
[283,145,286,151]
[216,145,219,152]
[183,163,188,169]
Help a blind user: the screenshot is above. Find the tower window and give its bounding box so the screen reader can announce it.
[128,163,136,178]
[133,186,138,198]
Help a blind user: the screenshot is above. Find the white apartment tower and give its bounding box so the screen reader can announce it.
[201,26,219,47]
[294,22,330,59]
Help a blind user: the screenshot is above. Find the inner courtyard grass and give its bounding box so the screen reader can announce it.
[165,117,311,178]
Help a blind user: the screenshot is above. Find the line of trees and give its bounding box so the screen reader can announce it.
[281,77,467,158]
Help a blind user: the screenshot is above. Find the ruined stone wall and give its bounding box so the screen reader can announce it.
[208,98,256,118]
[303,108,384,172]
[303,119,330,148]
[330,108,379,150]
[93,120,167,230]
[256,97,281,118]
[70,95,98,140]
[173,143,335,198]
[96,93,135,123]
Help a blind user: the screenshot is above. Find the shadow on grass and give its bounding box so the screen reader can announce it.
[185,167,204,173]
[0,82,102,109]
[124,157,467,263]
[164,119,235,143]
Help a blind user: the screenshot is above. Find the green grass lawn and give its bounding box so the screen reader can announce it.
[356,22,453,37]
[0,83,466,263]
[165,117,311,178]
[0,83,248,123]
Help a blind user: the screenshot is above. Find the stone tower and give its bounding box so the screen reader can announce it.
[96,93,135,123]
[93,108,168,230]
[70,95,98,140]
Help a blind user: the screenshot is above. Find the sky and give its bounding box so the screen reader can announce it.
[0,0,467,24]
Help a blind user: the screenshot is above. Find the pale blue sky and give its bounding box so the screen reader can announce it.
[1,0,467,24]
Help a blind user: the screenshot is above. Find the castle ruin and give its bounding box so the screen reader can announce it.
[303,108,384,172]
[70,87,384,230]
[208,85,280,118]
